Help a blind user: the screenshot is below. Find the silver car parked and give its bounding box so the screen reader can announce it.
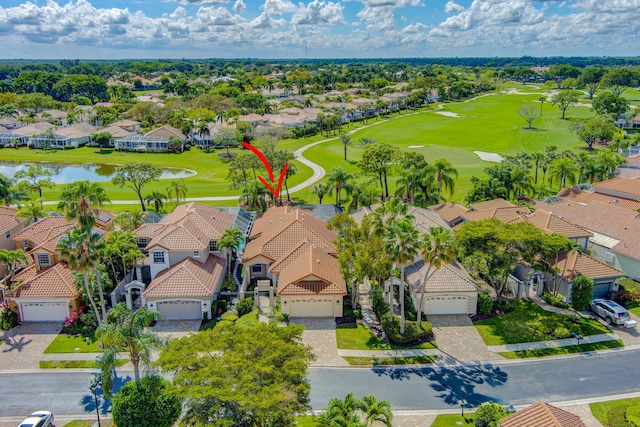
[589,299,630,325]
[17,411,54,427]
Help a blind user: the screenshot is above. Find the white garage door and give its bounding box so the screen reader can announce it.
[21,302,69,322]
[424,295,468,315]
[157,300,202,320]
[289,300,334,317]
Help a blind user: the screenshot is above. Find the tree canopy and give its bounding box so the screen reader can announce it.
[111,162,162,211]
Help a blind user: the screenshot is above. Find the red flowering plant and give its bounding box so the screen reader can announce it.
[61,306,96,335]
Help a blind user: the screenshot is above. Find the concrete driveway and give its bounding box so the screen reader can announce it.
[291,317,348,367]
[429,314,504,364]
[0,322,62,370]
[151,320,201,340]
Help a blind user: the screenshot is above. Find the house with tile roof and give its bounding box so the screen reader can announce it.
[242,206,344,317]
[0,207,29,278]
[132,203,239,320]
[427,202,470,227]
[499,401,587,427]
[350,205,479,316]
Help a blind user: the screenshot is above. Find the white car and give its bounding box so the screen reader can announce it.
[589,299,630,325]
[17,411,54,427]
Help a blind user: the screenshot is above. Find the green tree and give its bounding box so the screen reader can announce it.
[145,191,166,213]
[112,162,163,211]
[218,227,244,276]
[551,90,581,119]
[103,230,144,284]
[416,226,457,327]
[96,303,163,396]
[312,181,333,204]
[90,131,112,153]
[0,249,28,285]
[432,158,458,204]
[15,199,46,222]
[601,68,639,96]
[14,164,55,205]
[240,179,268,212]
[165,179,188,206]
[339,134,352,161]
[570,274,594,312]
[474,402,507,427]
[592,92,629,120]
[549,157,578,191]
[517,104,540,129]
[579,67,605,99]
[156,321,313,427]
[328,167,353,206]
[573,116,617,150]
[358,142,399,199]
[317,393,393,427]
[57,180,110,229]
[111,376,181,427]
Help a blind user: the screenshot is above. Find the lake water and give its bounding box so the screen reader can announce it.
[0,161,196,184]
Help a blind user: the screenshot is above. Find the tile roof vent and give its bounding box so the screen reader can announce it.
[614,199,619,203]
[316,259,320,264]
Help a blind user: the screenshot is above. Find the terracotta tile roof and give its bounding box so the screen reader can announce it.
[0,206,27,234]
[143,254,225,298]
[462,206,531,223]
[144,125,186,141]
[469,198,515,211]
[269,239,311,274]
[500,401,587,427]
[405,259,478,293]
[11,216,76,247]
[277,246,346,296]
[538,201,640,261]
[136,203,235,251]
[553,251,624,280]
[556,188,640,211]
[11,263,37,284]
[624,154,640,168]
[348,207,374,225]
[506,210,592,239]
[592,176,640,199]
[615,167,640,179]
[8,262,79,299]
[427,202,470,223]
[244,208,337,263]
[409,206,451,232]
[249,205,298,239]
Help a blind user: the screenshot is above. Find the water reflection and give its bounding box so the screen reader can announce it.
[0,161,195,184]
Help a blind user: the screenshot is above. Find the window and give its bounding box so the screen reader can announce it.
[193,251,201,258]
[37,254,51,267]
[209,240,217,252]
[23,240,30,249]
[152,251,165,264]
[251,265,262,273]
[137,238,148,249]
[5,231,10,239]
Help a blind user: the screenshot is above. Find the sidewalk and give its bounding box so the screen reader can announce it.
[338,348,440,357]
[487,333,620,353]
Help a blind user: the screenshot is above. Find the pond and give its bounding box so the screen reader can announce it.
[0,161,196,184]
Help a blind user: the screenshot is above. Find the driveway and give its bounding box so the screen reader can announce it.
[429,315,504,364]
[151,320,201,340]
[0,322,62,370]
[291,317,349,367]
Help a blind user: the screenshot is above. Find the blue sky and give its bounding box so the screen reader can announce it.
[1,0,639,59]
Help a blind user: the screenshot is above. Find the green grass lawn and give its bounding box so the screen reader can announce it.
[499,339,624,359]
[43,334,102,353]
[335,323,437,350]
[63,420,115,427]
[474,300,611,346]
[591,397,640,426]
[39,359,128,369]
[294,415,317,427]
[343,355,436,366]
[430,413,476,427]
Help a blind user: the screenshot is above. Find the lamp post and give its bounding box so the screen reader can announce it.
[458,399,468,418]
[89,373,102,427]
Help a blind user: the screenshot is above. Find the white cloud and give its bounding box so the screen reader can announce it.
[174,0,230,4]
[444,1,465,13]
[261,0,297,15]
[291,0,345,26]
[233,0,246,14]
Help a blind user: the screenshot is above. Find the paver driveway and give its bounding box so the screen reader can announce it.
[0,322,61,370]
[291,317,349,367]
[429,315,503,364]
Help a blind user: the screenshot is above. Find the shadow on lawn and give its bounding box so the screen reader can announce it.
[373,362,508,407]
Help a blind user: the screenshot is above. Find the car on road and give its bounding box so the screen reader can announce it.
[17,411,54,427]
[589,299,630,325]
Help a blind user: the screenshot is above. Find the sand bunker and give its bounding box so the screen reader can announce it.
[435,111,459,118]
[408,145,424,148]
[474,151,504,162]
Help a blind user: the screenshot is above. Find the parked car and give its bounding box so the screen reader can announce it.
[589,299,630,325]
[17,411,54,427]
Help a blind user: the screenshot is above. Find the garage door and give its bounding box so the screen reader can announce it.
[423,295,468,315]
[289,299,334,317]
[21,302,69,322]
[592,283,611,299]
[157,300,202,320]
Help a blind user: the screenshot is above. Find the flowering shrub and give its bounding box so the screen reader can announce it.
[61,307,97,335]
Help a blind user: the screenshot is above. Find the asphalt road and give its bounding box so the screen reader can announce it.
[1,349,640,418]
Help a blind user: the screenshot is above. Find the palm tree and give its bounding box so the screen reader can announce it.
[96,303,163,398]
[0,249,28,285]
[327,167,353,206]
[166,179,188,206]
[57,180,110,229]
[432,158,458,204]
[312,181,333,204]
[383,218,420,334]
[240,180,268,212]
[145,192,166,213]
[114,210,145,232]
[395,166,422,205]
[550,157,578,191]
[218,227,244,276]
[360,395,393,427]
[0,174,14,206]
[56,227,107,326]
[326,392,362,424]
[104,230,144,283]
[416,226,457,327]
[339,134,352,161]
[16,199,47,222]
[531,152,544,185]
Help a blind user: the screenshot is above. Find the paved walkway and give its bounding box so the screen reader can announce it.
[292,317,349,367]
[487,333,620,353]
[429,315,504,364]
[338,348,439,358]
[0,322,61,370]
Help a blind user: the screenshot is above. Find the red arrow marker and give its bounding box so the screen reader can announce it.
[242,141,289,198]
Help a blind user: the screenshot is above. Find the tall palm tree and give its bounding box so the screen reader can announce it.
[550,157,578,191]
[395,166,422,205]
[416,226,457,327]
[432,158,458,204]
[114,210,145,232]
[16,199,47,222]
[0,174,14,206]
[360,395,393,427]
[56,227,107,326]
[530,152,544,185]
[240,180,268,212]
[166,180,188,206]
[312,181,333,204]
[0,249,28,285]
[57,180,110,229]
[339,134,352,161]
[104,230,144,283]
[218,227,244,276]
[96,303,163,398]
[327,167,353,206]
[383,218,420,334]
[145,192,166,213]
